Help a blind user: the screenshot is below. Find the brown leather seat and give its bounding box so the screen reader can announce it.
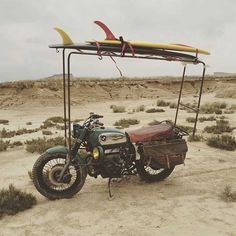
[128,121,174,143]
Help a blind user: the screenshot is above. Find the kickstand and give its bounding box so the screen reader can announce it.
[108,178,114,199]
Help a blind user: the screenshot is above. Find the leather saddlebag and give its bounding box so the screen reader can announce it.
[142,139,188,169]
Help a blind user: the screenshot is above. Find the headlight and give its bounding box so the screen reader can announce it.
[92,147,100,159]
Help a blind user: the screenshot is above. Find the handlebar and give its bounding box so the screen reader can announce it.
[92,114,103,119]
[80,113,104,129]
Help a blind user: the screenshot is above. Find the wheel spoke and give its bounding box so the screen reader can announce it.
[42,157,81,191]
[144,166,165,175]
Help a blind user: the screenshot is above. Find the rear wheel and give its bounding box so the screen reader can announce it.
[136,158,174,182]
[32,153,87,200]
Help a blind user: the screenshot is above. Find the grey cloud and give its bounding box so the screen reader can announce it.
[0,0,235,81]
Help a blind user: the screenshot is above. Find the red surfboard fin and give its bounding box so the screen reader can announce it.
[94,20,117,40]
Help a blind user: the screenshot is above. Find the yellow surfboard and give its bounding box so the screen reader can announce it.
[52,21,210,56]
[87,40,210,55]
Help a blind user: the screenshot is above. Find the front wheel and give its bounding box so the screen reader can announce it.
[136,158,175,182]
[32,153,87,200]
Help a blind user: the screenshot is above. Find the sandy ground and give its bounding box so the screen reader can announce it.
[0,93,236,236]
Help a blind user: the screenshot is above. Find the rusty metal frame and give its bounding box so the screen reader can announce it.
[59,47,206,156]
[174,61,206,136]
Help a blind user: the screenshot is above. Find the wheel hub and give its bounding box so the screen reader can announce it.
[48,165,72,186]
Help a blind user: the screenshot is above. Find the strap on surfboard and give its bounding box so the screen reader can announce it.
[94,40,123,76]
[109,55,123,77]
[119,36,135,57]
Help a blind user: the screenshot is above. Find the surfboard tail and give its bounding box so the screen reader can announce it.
[94,20,117,40]
[54,27,74,45]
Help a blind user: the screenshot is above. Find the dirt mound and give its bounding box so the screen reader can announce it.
[0,77,235,108]
[215,81,236,98]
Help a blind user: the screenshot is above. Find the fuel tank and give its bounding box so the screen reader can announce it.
[89,127,127,148]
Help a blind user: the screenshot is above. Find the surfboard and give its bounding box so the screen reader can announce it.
[87,39,210,55]
[87,21,210,55]
[51,23,207,63]
[49,42,198,62]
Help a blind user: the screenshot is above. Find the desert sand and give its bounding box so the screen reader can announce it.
[0,77,235,236]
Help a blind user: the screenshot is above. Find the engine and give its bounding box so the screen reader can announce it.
[87,147,133,178]
[102,148,125,178]
[85,127,135,178]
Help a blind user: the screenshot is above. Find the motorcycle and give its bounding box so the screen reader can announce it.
[32,113,188,200]
[32,21,207,199]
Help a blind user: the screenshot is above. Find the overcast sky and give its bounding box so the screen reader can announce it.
[0,0,235,82]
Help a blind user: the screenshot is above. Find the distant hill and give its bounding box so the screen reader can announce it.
[214,72,236,77]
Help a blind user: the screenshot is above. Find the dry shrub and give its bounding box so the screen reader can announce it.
[200,102,227,114]
[114,119,139,128]
[216,88,236,98]
[0,128,15,138]
[26,122,32,125]
[127,110,135,114]
[216,115,228,120]
[13,141,23,146]
[207,135,236,151]
[25,137,64,154]
[46,116,64,123]
[111,105,126,113]
[146,108,165,113]
[198,116,216,122]
[186,117,196,123]
[156,100,170,107]
[42,130,53,135]
[0,140,10,151]
[16,128,39,136]
[0,119,9,124]
[215,109,222,115]
[169,103,177,109]
[40,120,56,129]
[224,109,234,114]
[56,124,66,130]
[0,127,39,138]
[230,104,236,110]
[216,119,229,126]
[204,126,229,134]
[204,119,233,134]
[220,186,236,202]
[9,141,23,148]
[215,102,227,109]
[136,105,145,112]
[148,120,160,126]
[0,184,36,218]
[188,134,202,142]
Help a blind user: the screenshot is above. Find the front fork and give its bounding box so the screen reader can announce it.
[58,137,84,181]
